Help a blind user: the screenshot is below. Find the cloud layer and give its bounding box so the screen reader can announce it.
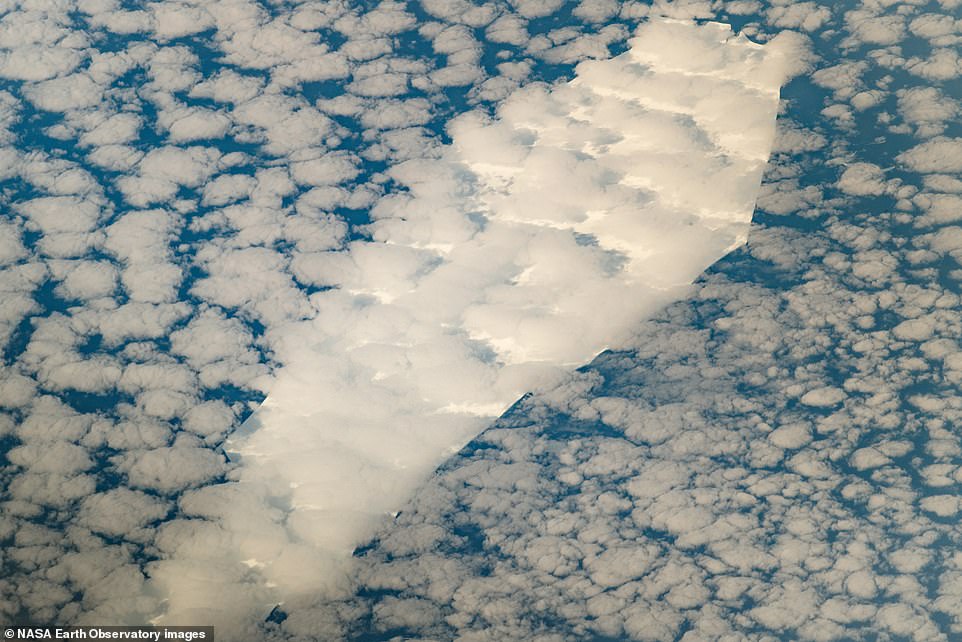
[10,0,961,638]
[141,17,797,633]
[285,0,962,639]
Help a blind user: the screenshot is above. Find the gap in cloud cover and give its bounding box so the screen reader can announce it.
[147,17,805,635]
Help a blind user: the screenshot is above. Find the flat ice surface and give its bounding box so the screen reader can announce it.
[152,18,795,629]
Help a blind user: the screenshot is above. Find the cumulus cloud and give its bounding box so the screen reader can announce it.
[899,138,962,174]
[211,4,962,640]
[145,18,796,632]
[10,0,957,638]
[837,162,892,196]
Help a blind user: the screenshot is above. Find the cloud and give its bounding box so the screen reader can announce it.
[77,488,171,540]
[812,61,868,100]
[906,48,962,81]
[899,137,962,174]
[837,162,891,196]
[144,18,796,631]
[119,442,227,494]
[767,2,831,32]
[11,0,955,637]
[16,197,103,237]
[224,5,962,639]
[897,87,959,137]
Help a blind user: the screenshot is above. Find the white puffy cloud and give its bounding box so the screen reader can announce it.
[843,9,905,46]
[897,87,959,137]
[812,61,868,99]
[767,2,831,32]
[899,138,962,174]
[16,197,103,237]
[906,48,962,81]
[149,2,216,41]
[0,46,84,82]
[104,209,182,303]
[94,302,191,346]
[181,401,236,442]
[49,259,118,301]
[837,162,891,196]
[77,488,171,539]
[78,113,142,147]
[161,107,231,143]
[232,95,336,155]
[24,73,103,112]
[188,70,264,105]
[909,13,962,43]
[289,152,360,187]
[190,246,312,326]
[119,442,227,494]
[509,0,566,19]
[485,14,529,45]
[8,441,92,475]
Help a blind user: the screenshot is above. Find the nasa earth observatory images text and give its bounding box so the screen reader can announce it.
[2,0,962,640]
